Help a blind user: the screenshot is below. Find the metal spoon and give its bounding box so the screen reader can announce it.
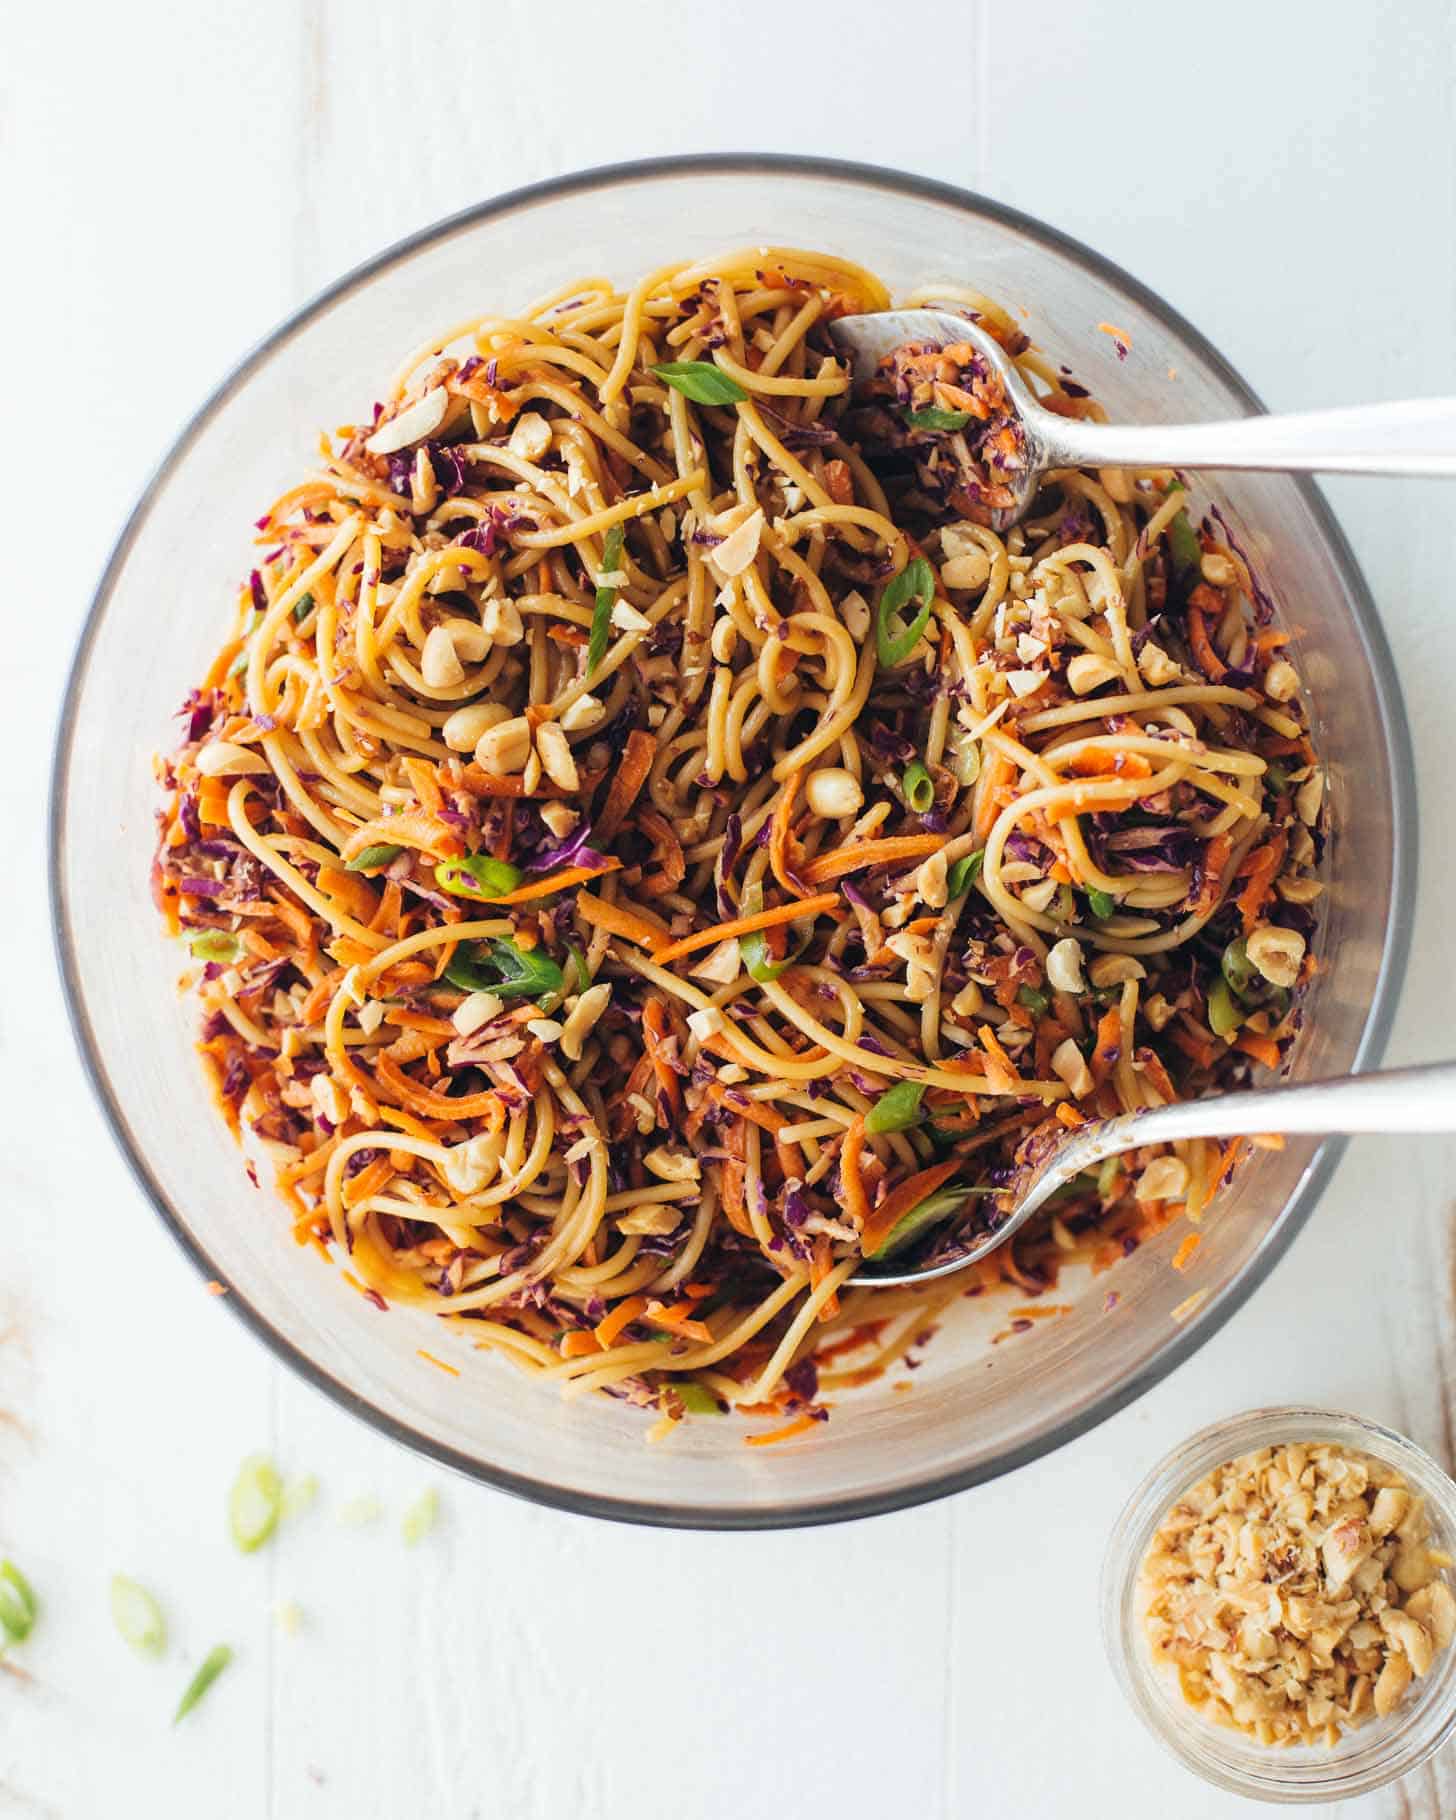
[853,1060,1456,1287]
[828,309,1456,530]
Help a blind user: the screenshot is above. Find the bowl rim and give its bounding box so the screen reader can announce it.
[48,152,1418,1530]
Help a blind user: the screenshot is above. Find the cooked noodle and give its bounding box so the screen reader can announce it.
[154,249,1324,1435]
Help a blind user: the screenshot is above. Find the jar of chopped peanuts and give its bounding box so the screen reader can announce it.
[1101,1408,1456,1801]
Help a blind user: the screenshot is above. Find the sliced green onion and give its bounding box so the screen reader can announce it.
[865,1081,926,1135]
[903,406,973,431]
[566,942,591,996]
[110,1575,166,1659]
[227,616,261,678]
[1096,1155,1123,1199]
[869,1184,993,1260]
[0,1561,38,1647]
[1206,976,1243,1036]
[946,849,985,898]
[280,1475,318,1521]
[876,556,936,669]
[738,884,800,983]
[346,843,404,872]
[650,360,748,405]
[586,522,625,678]
[672,1381,722,1415]
[1166,506,1203,580]
[1017,984,1051,1016]
[444,937,564,1001]
[1085,886,1116,920]
[902,760,934,813]
[227,1455,283,1555]
[188,931,242,964]
[1220,936,1258,999]
[1263,759,1291,794]
[173,1644,233,1724]
[291,591,314,624]
[401,1488,439,1547]
[434,855,525,900]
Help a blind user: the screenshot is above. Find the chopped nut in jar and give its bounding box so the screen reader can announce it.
[1141,1442,1455,1747]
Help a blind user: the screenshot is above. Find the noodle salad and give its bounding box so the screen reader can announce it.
[153,248,1324,1441]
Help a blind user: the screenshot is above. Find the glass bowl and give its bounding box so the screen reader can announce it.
[50,156,1415,1528]
[1102,1408,1456,1801]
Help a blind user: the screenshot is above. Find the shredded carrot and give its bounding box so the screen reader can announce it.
[1055,1102,1086,1128]
[316,866,381,926]
[651,892,839,965]
[974,754,1014,840]
[1170,1233,1202,1273]
[386,1009,458,1038]
[839,1114,870,1230]
[644,1300,713,1342]
[1235,1032,1282,1070]
[205,1280,229,1296]
[594,1295,649,1349]
[403,755,444,815]
[1188,831,1232,919]
[1090,1006,1123,1085]
[1066,749,1153,780]
[1166,1024,1217,1071]
[460,858,622,906]
[858,1158,962,1258]
[642,996,683,1120]
[637,809,686,895]
[1252,628,1290,653]
[803,835,943,885]
[811,1236,841,1322]
[1216,1136,1249,1187]
[1235,832,1287,933]
[342,1155,395,1209]
[745,1413,821,1446]
[559,1331,603,1358]
[416,1349,460,1377]
[373,1052,503,1121]
[768,772,807,899]
[594,729,657,843]
[575,890,671,953]
[1186,584,1228,681]
[340,812,463,864]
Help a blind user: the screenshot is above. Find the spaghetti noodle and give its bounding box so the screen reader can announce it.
[153,249,1324,1435]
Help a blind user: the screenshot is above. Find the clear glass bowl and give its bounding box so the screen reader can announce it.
[1102,1408,1456,1801]
[50,156,1415,1527]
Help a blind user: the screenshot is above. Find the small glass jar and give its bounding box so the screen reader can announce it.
[1102,1407,1456,1803]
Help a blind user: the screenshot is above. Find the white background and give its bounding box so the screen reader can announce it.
[6,2,1456,1815]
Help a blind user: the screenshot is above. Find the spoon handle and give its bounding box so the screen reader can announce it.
[1114,1060,1456,1150]
[1040,397,1456,479]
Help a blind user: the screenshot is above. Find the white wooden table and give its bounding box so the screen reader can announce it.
[7,3,1456,1814]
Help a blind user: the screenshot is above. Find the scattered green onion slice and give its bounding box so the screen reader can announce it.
[227,617,261,678]
[650,360,748,405]
[110,1575,166,1659]
[946,850,985,898]
[586,522,625,678]
[1166,504,1203,580]
[902,760,935,813]
[281,1475,318,1521]
[876,556,936,669]
[1220,936,1258,1000]
[1085,886,1116,920]
[435,854,525,900]
[566,942,591,996]
[672,1381,722,1415]
[865,1081,926,1135]
[401,1488,439,1547]
[738,884,801,984]
[347,843,404,872]
[188,932,242,964]
[1017,984,1051,1016]
[291,591,314,624]
[0,1561,38,1646]
[903,406,973,432]
[1263,759,1291,794]
[228,1455,283,1555]
[1206,976,1243,1036]
[869,1185,994,1261]
[1096,1155,1123,1199]
[443,937,565,1002]
[173,1644,233,1724]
